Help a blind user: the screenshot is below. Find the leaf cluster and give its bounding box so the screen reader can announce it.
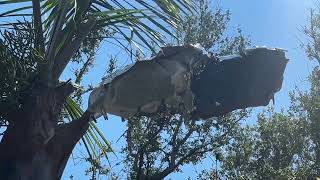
[0,21,40,120]
[218,69,320,179]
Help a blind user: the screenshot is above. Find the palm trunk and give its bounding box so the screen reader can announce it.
[0,81,91,180]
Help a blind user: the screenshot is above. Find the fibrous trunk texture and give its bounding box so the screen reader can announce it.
[0,82,90,180]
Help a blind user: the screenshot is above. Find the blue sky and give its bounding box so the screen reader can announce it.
[222,0,317,109]
[61,0,318,179]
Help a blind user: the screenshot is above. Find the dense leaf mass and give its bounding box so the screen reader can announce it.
[211,6,320,179]
[217,68,320,179]
[0,22,40,117]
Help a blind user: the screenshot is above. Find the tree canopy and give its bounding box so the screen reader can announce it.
[0,0,318,179]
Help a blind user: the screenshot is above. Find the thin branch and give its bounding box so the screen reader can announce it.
[136,148,144,180]
[175,119,196,150]
[75,53,95,84]
[150,113,247,179]
[170,116,183,166]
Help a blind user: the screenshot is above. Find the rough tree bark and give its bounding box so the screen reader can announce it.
[0,81,92,180]
[0,0,97,178]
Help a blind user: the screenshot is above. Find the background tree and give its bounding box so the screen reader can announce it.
[0,1,195,179]
[112,1,251,179]
[218,108,311,179]
[197,5,320,180]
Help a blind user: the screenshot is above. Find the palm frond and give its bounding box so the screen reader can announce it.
[64,97,114,161]
[0,0,195,53]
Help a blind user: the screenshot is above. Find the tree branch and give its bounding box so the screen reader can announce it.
[47,111,92,179]
[150,114,247,180]
[174,119,196,151]
[169,116,183,166]
[75,53,95,84]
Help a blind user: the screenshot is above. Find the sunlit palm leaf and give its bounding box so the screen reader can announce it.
[64,97,114,160]
[0,0,195,52]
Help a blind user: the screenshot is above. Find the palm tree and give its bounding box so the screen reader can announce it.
[0,0,194,179]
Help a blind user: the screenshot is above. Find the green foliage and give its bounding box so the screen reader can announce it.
[194,6,320,179]
[217,67,320,179]
[220,110,307,179]
[303,8,320,62]
[0,0,194,54]
[123,110,249,179]
[117,0,251,178]
[177,0,231,50]
[176,0,249,54]
[0,22,40,116]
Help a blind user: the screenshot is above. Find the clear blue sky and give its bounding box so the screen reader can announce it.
[61,0,318,179]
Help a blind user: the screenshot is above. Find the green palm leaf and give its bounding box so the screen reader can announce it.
[64,97,114,161]
[0,0,195,170]
[0,0,195,52]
